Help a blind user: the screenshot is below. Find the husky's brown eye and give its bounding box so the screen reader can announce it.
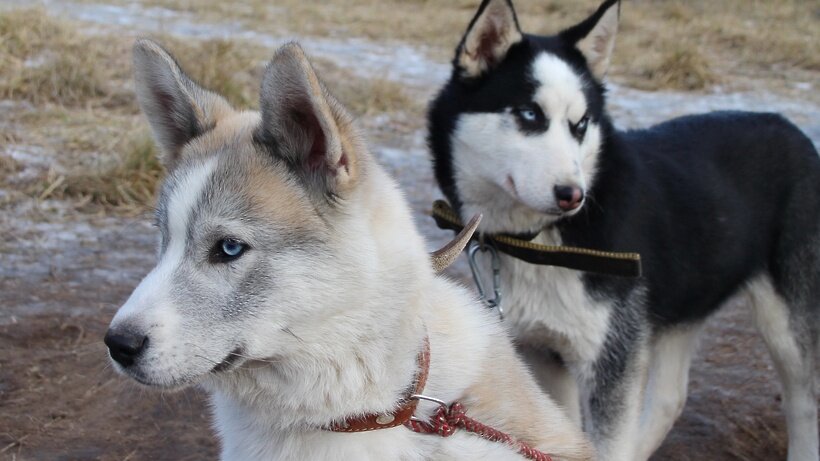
[210,238,249,264]
[570,114,589,141]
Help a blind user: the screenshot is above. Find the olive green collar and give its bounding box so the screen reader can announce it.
[431,200,642,278]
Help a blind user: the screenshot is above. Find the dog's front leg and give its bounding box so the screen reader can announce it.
[577,332,649,461]
[635,324,703,459]
[517,344,582,427]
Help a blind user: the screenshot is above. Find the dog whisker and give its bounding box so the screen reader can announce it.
[194,354,220,366]
[227,351,284,365]
[183,341,284,365]
[282,327,304,343]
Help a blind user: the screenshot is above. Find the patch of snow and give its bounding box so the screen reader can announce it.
[23,54,49,68]
[0,99,35,111]
[607,84,820,147]
[4,145,54,181]
[20,0,450,88]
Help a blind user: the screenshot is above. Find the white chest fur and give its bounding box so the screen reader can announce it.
[498,232,612,364]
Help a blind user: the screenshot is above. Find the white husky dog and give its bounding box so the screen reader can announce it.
[103,39,592,461]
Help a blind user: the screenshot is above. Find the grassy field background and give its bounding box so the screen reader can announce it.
[0,1,818,460]
[1,1,818,214]
[147,0,819,90]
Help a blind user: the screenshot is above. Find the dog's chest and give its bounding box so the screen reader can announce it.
[499,252,612,363]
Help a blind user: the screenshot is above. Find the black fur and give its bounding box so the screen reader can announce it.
[429,0,819,454]
[429,5,820,329]
[430,31,607,214]
[571,111,820,327]
[559,0,620,45]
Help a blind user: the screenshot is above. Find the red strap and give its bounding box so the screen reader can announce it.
[404,402,553,461]
[328,338,431,432]
[327,339,553,461]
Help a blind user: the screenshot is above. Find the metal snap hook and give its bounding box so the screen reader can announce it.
[467,240,503,320]
[408,394,449,423]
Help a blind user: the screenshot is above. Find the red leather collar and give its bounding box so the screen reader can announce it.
[328,337,430,433]
[326,336,554,461]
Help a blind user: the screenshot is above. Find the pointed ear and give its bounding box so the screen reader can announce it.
[454,0,523,79]
[561,0,620,80]
[257,42,358,200]
[132,39,232,170]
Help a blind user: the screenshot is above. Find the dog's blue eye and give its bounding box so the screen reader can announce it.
[513,105,548,134]
[222,240,244,257]
[570,115,590,140]
[210,238,248,263]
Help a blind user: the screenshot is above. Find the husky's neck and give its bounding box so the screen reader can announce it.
[203,163,435,447]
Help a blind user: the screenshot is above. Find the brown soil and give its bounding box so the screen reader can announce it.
[0,214,216,460]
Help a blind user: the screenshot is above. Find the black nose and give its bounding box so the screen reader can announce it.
[104,329,148,367]
[554,185,584,211]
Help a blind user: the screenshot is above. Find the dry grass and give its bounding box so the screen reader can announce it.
[1,107,163,211]
[0,7,420,114]
[0,10,189,210]
[0,9,264,109]
[312,58,424,118]
[161,37,265,108]
[0,154,22,177]
[0,8,422,212]
[337,76,423,117]
[0,8,131,106]
[646,45,717,91]
[606,0,818,90]
[31,132,163,210]
[2,2,815,213]
[146,0,819,91]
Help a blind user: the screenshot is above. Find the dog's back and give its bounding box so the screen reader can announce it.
[570,111,820,326]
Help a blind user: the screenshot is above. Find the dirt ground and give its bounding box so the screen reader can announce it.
[1,1,819,460]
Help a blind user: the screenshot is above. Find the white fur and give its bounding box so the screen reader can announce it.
[196,165,588,459]
[531,53,601,189]
[747,276,819,461]
[497,229,639,461]
[208,274,518,460]
[501,231,610,364]
[452,53,601,235]
[115,157,217,319]
[452,53,611,363]
[582,343,647,461]
[636,324,703,459]
[108,41,592,460]
[111,157,217,386]
[450,50,621,455]
[518,346,582,427]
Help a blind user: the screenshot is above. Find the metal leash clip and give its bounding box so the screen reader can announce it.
[467,240,503,320]
[408,394,448,423]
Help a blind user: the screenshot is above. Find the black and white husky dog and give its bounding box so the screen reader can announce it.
[428,0,819,459]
